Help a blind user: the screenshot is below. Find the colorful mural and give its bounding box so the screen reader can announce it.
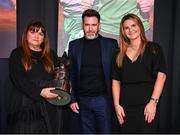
[58,0,155,56]
[0,0,16,58]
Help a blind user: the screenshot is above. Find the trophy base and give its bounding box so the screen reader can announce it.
[46,89,71,106]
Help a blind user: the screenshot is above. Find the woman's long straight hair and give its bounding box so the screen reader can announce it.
[117,14,148,67]
[21,21,54,73]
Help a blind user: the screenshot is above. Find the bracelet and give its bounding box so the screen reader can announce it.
[150,98,159,103]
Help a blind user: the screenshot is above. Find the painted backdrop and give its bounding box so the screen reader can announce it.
[57,0,155,56]
[0,0,16,58]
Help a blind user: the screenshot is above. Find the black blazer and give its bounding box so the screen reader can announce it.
[68,35,118,103]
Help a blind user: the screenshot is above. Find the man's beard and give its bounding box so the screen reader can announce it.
[85,33,98,40]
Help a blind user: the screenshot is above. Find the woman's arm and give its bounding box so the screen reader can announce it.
[112,80,125,125]
[151,72,166,102]
[144,72,166,123]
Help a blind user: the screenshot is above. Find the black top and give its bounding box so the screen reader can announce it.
[8,47,61,133]
[9,47,58,102]
[79,36,106,96]
[111,42,166,105]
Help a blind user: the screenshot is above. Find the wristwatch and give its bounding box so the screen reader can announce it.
[150,97,159,103]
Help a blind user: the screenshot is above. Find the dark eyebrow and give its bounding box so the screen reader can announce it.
[131,24,136,26]
[123,26,129,29]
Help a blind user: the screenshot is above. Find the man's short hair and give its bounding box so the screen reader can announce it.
[82,9,100,22]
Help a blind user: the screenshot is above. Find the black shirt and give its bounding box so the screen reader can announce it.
[111,42,166,105]
[79,36,106,96]
[9,47,58,101]
[8,47,61,133]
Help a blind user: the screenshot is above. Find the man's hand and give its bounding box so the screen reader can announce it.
[70,102,80,113]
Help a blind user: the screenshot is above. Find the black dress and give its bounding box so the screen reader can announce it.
[7,47,62,133]
[111,42,166,133]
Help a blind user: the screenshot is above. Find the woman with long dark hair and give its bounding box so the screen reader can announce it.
[7,21,62,133]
